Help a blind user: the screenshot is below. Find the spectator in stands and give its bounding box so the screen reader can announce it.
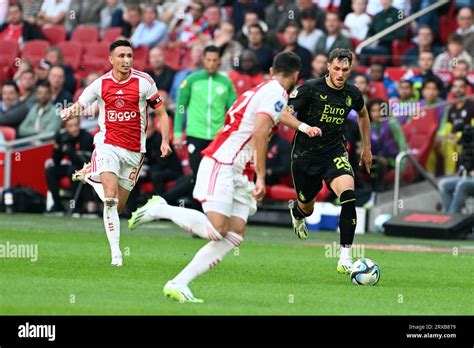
[361,0,405,65]
[344,0,372,42]
[229,49,264,96]
[169,43,204,102]
[448,60,474,97]
[390,80,417,122]
[456,7,474,58]
[13,59,34,82]
[0,81,29,128]
[410,0,440,38]
[246,23,274,74]
[146,47,175,93]
[236,10,270,49]
[177,2,206,48]
[201,5,221,40]
[146,116,182,195]
[17,70,37,107]
[100,0,125,33]
[22,0,42,25]
[120,5,142,39]
[212,21,243,73]
[265,133,291,186]
[48,66,73,107]
[34,59,52,85]
[0,3,44,45]
[368,98,408,191]
[44,47,76,95]
[37,0,70,27]
[264,0,299,35]
[232,0,265,32]
[401,26,443,67]
[368,61,398,99]
[436,77,474,175]
[438,174,474,213]
[314,12,353,56]
[18,81,62,138]
[353,73,370,103]
[420,76,445,122]
[410,51,446,101]
[433,34,473,72]
[174,45,236,177]
[298,9,324,55]
[66,0,104,32]
[131,5,167,48]
[45,116,94,214]
[296,0,326,31]
[281,22,312,80]
[311,53,328,79]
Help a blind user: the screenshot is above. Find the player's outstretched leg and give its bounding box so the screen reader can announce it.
[336,189,357,275]
[72,162,105,201]
[289,200,312,239]
[128,196,223,241]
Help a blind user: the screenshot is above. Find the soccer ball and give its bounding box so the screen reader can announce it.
[350,258,381,286]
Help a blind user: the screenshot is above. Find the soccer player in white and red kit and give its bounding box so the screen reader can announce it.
[61,40,172,266]
[128,52,321,302]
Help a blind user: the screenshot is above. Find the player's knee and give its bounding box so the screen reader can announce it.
[339,190,356,214]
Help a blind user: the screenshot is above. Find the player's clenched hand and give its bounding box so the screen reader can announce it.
[160,141,172,158]
[253,178,266,201]
[305,126,322,137]
[359,148,373,174]
[60,104,81,121]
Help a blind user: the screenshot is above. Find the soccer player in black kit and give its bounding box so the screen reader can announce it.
[282,48,372,274]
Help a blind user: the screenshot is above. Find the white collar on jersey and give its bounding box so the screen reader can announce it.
[110,68,133,84]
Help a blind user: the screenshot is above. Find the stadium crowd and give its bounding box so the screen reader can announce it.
[0,0,473,215]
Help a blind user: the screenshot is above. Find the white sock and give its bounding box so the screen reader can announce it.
[172,231,243,286]
[86,174,105,202]
[340,246,352,260]
[103,198,121,257]
[148,203,223,241]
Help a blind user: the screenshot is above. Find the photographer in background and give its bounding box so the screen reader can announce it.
[45,117,94,214]
[438,123,474,214]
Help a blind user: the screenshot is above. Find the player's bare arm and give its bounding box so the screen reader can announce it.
[60,102,84,121]
[154,103,173,158]
[357,105,372,174]
[281,106,322,137]
[252,113,274,201]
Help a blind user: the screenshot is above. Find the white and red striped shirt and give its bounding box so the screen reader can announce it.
[78,68,162,153]
[202,79,288,172]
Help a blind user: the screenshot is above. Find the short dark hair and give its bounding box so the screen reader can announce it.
[448,33,464,45]
[399,79,413,87]
[204,45,220,57]
[109,40,132,54]
[353,73,369,84]
[36,80,51,91]
[248,23,264,36]
[422,76,443,91]
[370,61,386,71]
[2,80,19,94]
[328,48,353,65]
[452,77,469,86]
[284,21,301,32]
[300,9,316,20]
[9,3,22,12]
[272,51,301,76]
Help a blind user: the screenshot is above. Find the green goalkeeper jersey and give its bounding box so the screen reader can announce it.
[175,70,236,140]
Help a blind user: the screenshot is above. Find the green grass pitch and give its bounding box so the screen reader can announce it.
[0,213,473,315]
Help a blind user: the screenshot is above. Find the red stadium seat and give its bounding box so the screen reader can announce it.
[21,40,50,66]
[161,45,180,71]
[0,41,19,70]
[279,124,296,144]
[229,70,264,96]
[133,46,149,71]
[385,67,419,81]
[42,25,67,45]
[57,41,82,70]
[102,27,122,43]
[70,25,100,44]
[59,176,71,189]
[391,39,415,67]
[0,126,16,141]
[81,42,111,72]
[368,82,388,101]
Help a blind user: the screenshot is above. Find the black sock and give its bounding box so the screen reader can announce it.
[291,201,312,220]
[339,190,357,246]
